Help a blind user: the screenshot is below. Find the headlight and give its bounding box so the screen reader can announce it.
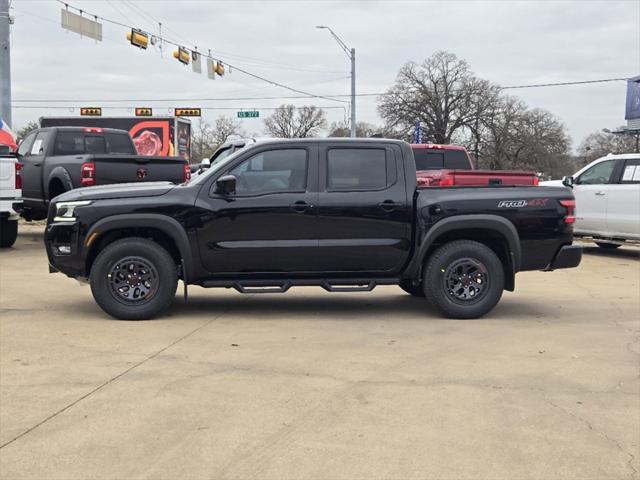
[54,200,92,222]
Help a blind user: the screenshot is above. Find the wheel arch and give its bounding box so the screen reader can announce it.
[407,215,521,291]
[46,167,74,200]
[84,214,194,283]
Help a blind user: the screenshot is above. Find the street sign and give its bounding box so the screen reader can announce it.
[237,110,259,118]
[175,108,201,117]
[80,107,102,116]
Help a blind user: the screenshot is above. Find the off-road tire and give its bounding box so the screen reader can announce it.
[399,279,425,297]
[423,240,504,319]
[0,219,18,248]
[90,237,178,320]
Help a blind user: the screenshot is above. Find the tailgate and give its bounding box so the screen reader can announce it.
[0,157,18,196]
[91,155,187,185]
[417,169,538,187]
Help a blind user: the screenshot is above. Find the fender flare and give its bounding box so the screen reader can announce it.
[85,214,194,283]
[46,167,74,199]
[406,214,521,281]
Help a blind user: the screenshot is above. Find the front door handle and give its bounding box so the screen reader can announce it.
[595,191,606,196]
[378,200,402,211]
[289,201,313,213]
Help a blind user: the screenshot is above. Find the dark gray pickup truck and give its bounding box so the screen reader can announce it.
[17,127,189,220]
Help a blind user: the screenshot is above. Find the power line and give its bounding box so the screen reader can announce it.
[13,76,631,104]
[53,0,348,104]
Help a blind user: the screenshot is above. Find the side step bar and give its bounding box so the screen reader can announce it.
[201,278,399,294]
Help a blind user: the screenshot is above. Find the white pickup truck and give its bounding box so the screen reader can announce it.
[0,151,22,248]
[541,153,640,248]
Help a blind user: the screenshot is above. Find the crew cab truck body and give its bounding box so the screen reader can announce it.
[17,127,189,220]
[45,139,581,320]
[0,152,22,247]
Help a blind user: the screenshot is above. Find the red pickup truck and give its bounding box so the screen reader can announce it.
[411,144,538,187]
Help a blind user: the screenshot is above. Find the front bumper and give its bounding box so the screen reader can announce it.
[45,220,87,278]
[545,245,582,271]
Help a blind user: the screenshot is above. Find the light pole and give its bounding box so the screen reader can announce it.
[316,26,355,138]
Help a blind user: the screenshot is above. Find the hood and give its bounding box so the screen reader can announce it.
[55,182,176,202]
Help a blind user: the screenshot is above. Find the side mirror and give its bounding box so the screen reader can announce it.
[215,174,237,195]
[562,176,574,188]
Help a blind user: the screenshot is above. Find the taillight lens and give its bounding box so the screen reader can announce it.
[533,177,539,186]
[439,173,454,187]
[15,162,22,189]
[183,164,191,182]
[559,199,576,225]
[81,162,96,187]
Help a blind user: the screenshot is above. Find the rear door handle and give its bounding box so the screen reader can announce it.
[595,191,606,196]
[289,201,313,213]
[378,200,402,211]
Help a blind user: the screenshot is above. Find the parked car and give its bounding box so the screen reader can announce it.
[541,153,640,248]
[0,151,22,248]
[16,127,190,220]
[411,144,539,187]
[45,138,581,321]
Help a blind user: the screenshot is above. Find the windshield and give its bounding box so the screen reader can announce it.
[189,147,247,185]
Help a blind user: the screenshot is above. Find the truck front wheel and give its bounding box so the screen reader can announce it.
[90,237,178,320]
[0,218,18,248]
[423,240,504,319]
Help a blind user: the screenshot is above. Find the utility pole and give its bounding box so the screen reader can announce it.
[0,0,11,127]
[316,26,356,138]
[350,47,356,138]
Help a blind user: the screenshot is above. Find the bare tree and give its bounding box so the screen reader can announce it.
[328,121,380,138]
[378,51,500,144]
[264,105,327,138]
[577,128,639,165]
[191,117,245,162]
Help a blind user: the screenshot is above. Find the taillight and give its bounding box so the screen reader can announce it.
[14,162,22,190]
[439,173,455,187]
[183,164,191,182]
[81,162,96,187]
[559,199,575,225]
[533,177,539,186]
[83,128,103,133]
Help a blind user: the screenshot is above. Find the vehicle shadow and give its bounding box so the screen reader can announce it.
[581,245,639,260]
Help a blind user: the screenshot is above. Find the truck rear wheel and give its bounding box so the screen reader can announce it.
[90,237,178,320]
[423,240,504,319]
[0,218,18,248]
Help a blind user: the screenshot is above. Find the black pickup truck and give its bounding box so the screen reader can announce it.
[45,138,581,320]
[17,127,189,220]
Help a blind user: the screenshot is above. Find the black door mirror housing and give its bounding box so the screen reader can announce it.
[562,176,574,188]
[215,174,237,195]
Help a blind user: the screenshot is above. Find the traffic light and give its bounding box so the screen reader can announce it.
[174,108,201,117]
[135,108,153,117]
[173,47,190,65]
[127,29,149,49]
[80,107,102,116]
[215,61,225,76]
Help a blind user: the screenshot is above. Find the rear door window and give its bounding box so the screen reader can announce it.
[29,132,48,156]
[17,132,36,157]
[620,159,640,184]
[327,148,392,191]
[54,132,85,155]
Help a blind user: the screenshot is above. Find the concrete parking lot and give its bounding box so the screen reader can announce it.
[0,224,638,480]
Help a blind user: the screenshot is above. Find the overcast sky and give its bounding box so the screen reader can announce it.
[7,0,640,148]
